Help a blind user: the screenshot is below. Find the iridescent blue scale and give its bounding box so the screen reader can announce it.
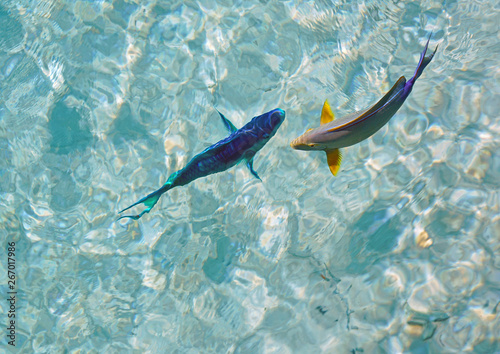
[118,108,285,220]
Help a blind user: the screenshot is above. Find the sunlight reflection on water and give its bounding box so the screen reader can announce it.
[0,0,499,352]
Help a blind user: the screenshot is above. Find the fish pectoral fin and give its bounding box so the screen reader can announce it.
[325,148,342,176]
[320,99,335,125]
[216,109,238,133]
[246,158,261,181]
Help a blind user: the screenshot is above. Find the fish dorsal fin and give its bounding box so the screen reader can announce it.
[325,148,342,176]
[321,100,335,125]
[217,109,238,133]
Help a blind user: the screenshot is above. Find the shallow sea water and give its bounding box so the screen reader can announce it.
[1,0,499,352]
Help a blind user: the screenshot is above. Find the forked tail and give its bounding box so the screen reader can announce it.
[409,33,438,85]
[118,184,170,220]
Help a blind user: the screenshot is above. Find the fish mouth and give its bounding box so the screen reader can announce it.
[271,109,286,124]
[274,108,286,118]
[290,138,324,150]
[290,139,310,150]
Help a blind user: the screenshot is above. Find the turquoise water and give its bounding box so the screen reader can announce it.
[1,0,499,352]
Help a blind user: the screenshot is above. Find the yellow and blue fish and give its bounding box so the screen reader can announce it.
[119,108,286,220]
[290,35,438,176]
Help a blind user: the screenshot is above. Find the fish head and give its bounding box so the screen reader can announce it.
[290,127,331,151]
[255,108,286,140]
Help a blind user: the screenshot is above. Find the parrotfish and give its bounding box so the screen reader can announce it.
[118,108,286,220]
[290,35,437,176]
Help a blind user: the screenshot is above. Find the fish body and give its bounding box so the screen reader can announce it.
[290,35,437,176]
[119,108,286,220]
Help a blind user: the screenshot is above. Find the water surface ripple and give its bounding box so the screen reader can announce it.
[0,0,499,352]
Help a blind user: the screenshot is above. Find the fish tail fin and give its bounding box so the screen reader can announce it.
[117,183,171,221]
[410,33,438,84]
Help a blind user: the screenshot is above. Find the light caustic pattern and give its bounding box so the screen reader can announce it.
[0,0,498,352]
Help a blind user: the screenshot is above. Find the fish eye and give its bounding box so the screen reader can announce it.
[270,112,282,126]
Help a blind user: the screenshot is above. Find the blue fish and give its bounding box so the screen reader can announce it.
[119,108,286,220]
[290,35,438,176]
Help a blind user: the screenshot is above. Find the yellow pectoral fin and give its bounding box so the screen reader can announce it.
[321,99,335,125]
[325,148,342,176]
